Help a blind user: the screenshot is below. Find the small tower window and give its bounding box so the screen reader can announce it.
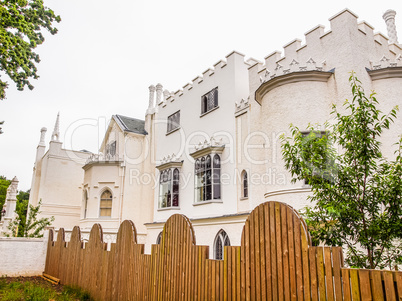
[201,87,218,114]
[242,170,248,198]
[100,189,112,217]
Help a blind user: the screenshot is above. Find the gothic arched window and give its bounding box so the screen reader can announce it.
[100,189,112,217]
[159,168,180,208]
[242,170,248,198]
[214,229,230,260]
[156,231,162,244]
[195,154,221,202]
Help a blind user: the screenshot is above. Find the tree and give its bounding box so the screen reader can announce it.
[0,0,61,100]
[281,73,402,269]
[5,199,54,238]
[15,189,29,236]
[0,175,11,214]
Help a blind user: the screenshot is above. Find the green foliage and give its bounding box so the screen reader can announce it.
[5,199,54,238]
[281,73,402,269]
[0,277,92,300]
[15,189,29,236]
[62,286,93,301]
[0,0,61,100]
[0,176,11,213]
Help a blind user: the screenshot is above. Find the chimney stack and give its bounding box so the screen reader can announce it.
[156,83,163,105]
[383,9,399,44]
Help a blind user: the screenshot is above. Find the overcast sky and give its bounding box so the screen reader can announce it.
[1,0,401,190]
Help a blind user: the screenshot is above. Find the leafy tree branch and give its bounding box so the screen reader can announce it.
[281,73,402,269]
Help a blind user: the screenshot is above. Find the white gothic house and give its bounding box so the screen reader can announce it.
[29,9,402,258]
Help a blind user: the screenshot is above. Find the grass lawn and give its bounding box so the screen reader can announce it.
[0,276,92,301]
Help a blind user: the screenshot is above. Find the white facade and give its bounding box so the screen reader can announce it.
[28,9,402,258]
[29,117,91,230]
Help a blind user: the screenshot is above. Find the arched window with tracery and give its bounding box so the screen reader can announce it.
[100,189,112,217]
[159,168,180,208]
[195,154,221,202]
[214,229,230,260]
[242,170,248,198]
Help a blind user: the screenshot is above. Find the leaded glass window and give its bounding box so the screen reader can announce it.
[214,230,230,260]
[105,141,116,158]
[159,168,180,208]
[201,87,218,114]
[195,154,221,202]
[167,111,180,133]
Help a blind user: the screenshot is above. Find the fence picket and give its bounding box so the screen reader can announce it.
[43,201,401,301]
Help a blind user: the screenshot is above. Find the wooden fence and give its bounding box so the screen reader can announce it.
[44,201,402,300]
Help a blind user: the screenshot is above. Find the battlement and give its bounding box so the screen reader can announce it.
[157,51,250,109]
[250,8,402,85]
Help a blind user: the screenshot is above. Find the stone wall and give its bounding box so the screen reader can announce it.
[0,233,48,277]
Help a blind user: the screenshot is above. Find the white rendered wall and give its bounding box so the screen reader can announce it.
[247,9,402,212]
[153,51,250,223]
[29,141,90,230]
[81,118,154,237]
[0,235,48,277]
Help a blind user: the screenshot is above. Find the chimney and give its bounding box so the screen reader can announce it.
[383,9,399,44]
[146,85,156,115]
[39,127,47,146]
[156,83,163,104]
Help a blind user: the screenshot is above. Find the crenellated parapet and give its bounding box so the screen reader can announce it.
[157,51,251,109]
[84,153,122,166]
[370,53,402,70]
[235,96,249,116]
[259,56,329,84]
[159,153,180,165]
[250,8,402,102]
[194,136,224,152]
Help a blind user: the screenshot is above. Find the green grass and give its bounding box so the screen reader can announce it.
[0,277,92,301]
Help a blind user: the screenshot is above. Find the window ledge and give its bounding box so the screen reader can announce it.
[193,200,223,206]
[157,206,181,211]
[200,106,219,118]
[166,127,181,136]
[240,197,249,201]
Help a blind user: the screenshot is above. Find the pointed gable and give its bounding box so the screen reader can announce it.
[114,115,147,135]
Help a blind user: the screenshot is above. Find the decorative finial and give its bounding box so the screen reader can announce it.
[51,112,60,142]
[39,127,47,146]
[383,9,399,44]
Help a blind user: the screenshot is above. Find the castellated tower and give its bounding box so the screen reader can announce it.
[246,8,402,211]
[28,113,91,230]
